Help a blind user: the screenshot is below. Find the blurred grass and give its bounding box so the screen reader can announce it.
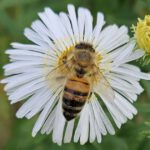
[0,0,150,150]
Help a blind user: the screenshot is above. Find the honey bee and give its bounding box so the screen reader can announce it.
[47,43,114,121]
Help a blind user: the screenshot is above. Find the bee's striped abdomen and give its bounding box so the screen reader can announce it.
[62,77,90,121]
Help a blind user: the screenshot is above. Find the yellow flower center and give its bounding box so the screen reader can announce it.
[57,46,74,66]
[133,15,150,53]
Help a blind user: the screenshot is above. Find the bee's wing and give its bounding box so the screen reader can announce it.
[46,64,66,80]
[46,61,73,86]
[93,71,115,101]
[45,65,67,87]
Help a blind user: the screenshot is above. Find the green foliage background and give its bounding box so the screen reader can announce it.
[0,0,150,150]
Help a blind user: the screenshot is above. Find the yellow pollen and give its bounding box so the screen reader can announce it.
[96,53,103,64]
[133,15,150,53]
[57,46,74,66]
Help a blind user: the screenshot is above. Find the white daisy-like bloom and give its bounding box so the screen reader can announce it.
[2,4,150,145]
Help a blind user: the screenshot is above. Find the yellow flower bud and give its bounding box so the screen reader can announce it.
[133,15,150,54]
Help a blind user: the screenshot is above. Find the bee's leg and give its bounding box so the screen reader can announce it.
[62,56,74,72]
[87,92,93,102]
[86,71,98,77]
[62,56,67,64]
[89,92,92,99]
[56,76,66,81]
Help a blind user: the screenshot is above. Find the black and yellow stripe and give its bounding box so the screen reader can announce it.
[62,76,90,121]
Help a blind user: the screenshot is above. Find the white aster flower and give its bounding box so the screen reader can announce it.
[2,4,150,145]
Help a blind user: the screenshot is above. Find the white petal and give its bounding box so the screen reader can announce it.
[96,25,118,51]
[32,88,62,137]
[16,87,49,118]
[31,20,55,48]
[116,89,138,103]
[74,104,88,143]
[88,103,96,143]
[92,99,115,135]
[112,65,150,80]
[90,97,107,135]
[64,120,75,143]
[24,28,50,49]
[6,49,50,58]
[38,12,63,51]
[93,12,105,47]
[52,100,66,145]
[83,9,93,43]
[80,104,89,145]
[121,49,144,64]
[3,60,47,76]
[68,4,79,43]
[112,41,135,67]
[59,12,75,45]
[11,42,49,53]
[110,79,139,94]
[41,106,56,134]
[94,91,127,128]
[97,25,129,54]
[9,78,46,103]
[115,92,137,115]
[4,72,43,91]
[78,8,85,42]
[26,86,61,119]
[95,121,102,143]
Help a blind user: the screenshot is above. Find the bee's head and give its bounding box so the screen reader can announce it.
[74,43,95,67]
